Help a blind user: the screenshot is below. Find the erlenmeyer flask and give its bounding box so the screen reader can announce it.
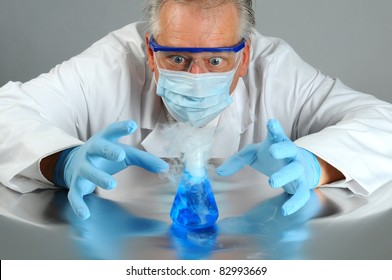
[170,167,219,229]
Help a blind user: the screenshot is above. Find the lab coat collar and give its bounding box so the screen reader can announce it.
[140,77,253,158]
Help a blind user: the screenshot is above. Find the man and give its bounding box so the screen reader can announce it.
[1,0,392,220]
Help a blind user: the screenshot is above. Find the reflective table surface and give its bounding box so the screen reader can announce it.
[1,162,392,260]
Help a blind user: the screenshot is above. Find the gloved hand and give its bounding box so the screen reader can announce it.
[216,119,321,216]
[54,120,169,220]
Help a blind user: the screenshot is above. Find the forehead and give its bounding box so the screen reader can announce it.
[156,1,240,48]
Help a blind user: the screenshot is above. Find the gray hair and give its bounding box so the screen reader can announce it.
[143,0,255,39]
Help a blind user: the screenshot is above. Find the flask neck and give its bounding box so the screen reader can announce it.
[185,166,207,178]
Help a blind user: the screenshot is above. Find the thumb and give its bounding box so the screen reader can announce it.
[216,144,259,176]
[123,145,169,173]
[67,182,91,220]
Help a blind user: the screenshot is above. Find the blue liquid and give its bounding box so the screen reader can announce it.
[170,169,219,229]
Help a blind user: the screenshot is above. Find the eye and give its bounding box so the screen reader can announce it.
[171,55,186,64]
[209,57,223,66]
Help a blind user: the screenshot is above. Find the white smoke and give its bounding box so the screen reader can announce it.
[159,122,216,181]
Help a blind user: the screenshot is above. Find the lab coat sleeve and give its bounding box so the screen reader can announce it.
[259,37,392,196]
[0,23,147,193]
[0,68,85,193]
[294,79,392,196]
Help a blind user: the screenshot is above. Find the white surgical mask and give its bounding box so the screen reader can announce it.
[155,67,237,127]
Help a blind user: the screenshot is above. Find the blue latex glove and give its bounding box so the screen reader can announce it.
[54,120,169,220]
[216,119,321,216]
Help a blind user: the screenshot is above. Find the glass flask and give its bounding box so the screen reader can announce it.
[170,167,219,229]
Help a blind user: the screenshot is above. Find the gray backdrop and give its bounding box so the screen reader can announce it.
[1,0,391,102]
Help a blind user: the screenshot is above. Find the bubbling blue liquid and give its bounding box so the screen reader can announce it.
[170,169,219,229]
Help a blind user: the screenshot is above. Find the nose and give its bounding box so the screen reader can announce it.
[188,60,208,74]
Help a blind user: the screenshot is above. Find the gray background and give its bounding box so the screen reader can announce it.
[0,0,391,102]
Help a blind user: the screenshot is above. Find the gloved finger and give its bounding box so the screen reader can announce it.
[101,120,138,141]
[282,182,297,195]
[267,119,287,143]
[67,180,92,220]
[79,162,117,190]
[123,145,169,173]
[281,185,310,216]
[216,144,259,176]
[269,140,297,160]
[269,161,303,188]
[88,138,126,161]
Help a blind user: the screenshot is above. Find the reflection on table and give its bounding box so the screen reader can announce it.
[1,165,391,259]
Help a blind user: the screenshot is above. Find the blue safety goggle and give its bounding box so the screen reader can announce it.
[149,36,246,53]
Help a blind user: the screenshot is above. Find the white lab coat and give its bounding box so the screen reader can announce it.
[1,22,392,196]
